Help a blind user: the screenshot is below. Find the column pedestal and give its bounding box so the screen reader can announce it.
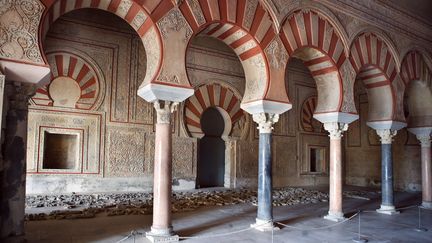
[376,130,399,215]
[146,101,179,243]
[417,135,432,210]
[323,122,347,222]
[251,113,279,232]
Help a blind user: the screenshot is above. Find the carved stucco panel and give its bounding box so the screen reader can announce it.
[265,36,288,69]
[0,0,44,63]
[106,127,145,177]
[340,59,357,113]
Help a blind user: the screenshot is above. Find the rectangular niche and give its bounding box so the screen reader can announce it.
[43,132,78,170]
[309,147,326,173]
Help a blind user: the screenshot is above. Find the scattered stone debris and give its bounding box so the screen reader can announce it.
[25,188,373,221]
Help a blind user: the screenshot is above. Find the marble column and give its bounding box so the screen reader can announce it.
[251,113,279,231]
[323,122,348,222]
[417,134,432,209]
[146,100,179,243]
[1,81,36,241]
[376,129,399,215]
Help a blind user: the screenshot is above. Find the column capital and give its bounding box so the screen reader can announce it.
[252,113,279,133]
[376,129,397,144]
[323,122,348,139]
[416,134,431,148]
[153,100,178,124]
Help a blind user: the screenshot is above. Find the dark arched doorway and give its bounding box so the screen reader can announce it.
[197,107,226,188]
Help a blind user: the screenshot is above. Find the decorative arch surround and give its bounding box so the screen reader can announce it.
[31,51,104,110]
[401,50,432,128]
[401,50,432,85]
[184,82,244,138]
[179,0,291,114]
[280,9,349,115]
[39,0,162,93]
[349,32,400,122]
[300,95,323,133]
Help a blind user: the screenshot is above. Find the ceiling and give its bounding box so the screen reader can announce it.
[386,0,432,24]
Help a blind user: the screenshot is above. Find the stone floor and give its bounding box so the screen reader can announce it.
[25,188,432,243]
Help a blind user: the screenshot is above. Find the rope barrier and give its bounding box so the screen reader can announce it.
[115,203,428,242]
[275,211,359,230]
[362,204,419,213]
[178,220,272,239]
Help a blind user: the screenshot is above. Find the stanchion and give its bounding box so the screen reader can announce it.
[414,206,428,232]
[352,210,368,243]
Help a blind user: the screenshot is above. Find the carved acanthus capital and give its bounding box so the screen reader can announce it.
[376,129,398,144]
[324,122,348,139]
[416,134,431,148]
[252,113,279,133]
[154,100,178,124]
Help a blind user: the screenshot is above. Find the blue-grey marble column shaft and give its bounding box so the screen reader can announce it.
[381,143,394,207]
[376,129,398,214]
[251,113,279,231]
[257,132,272,221]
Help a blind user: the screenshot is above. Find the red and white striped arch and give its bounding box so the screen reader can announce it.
[185,83,244,138]
[179,0,276,104]
[31,52,101,110]
[280,10,348,113]
[349,32,399,121]
[39,0,162,89]
[401,50,432,85]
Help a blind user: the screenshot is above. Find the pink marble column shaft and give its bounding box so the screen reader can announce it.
[422,145,432,205]
[329,138,342,214]
[152,122,172,232]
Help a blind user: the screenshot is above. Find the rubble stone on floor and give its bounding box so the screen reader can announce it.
[25,188,376,221]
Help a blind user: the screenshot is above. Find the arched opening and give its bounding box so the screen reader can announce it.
[27,8,150,194]
[197,107,226,188]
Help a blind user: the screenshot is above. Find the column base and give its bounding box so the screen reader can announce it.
[146,227,179,243]
[324,212,345,222]
[420,201,432,209]
[251,218,280,232]
[376,205,400,215]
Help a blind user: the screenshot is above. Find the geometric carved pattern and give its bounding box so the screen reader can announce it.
[185,83,244,137]
[31,52,100,110]
[401,50,432,85]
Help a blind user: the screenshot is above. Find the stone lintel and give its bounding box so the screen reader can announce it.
[137,83,194,103]
[367,120,407,131]
[313,112,359,124]
[241,99,292,115]
[0,60,51,85]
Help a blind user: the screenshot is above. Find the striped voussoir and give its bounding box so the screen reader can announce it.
[41,0,155,39]
[349,33,397,89]
[280,9,346,107]
[185,83,244,137]
[401,51,432,85]
[301,96,318,132]
[179,0,275,61]
[32,52,99,110]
